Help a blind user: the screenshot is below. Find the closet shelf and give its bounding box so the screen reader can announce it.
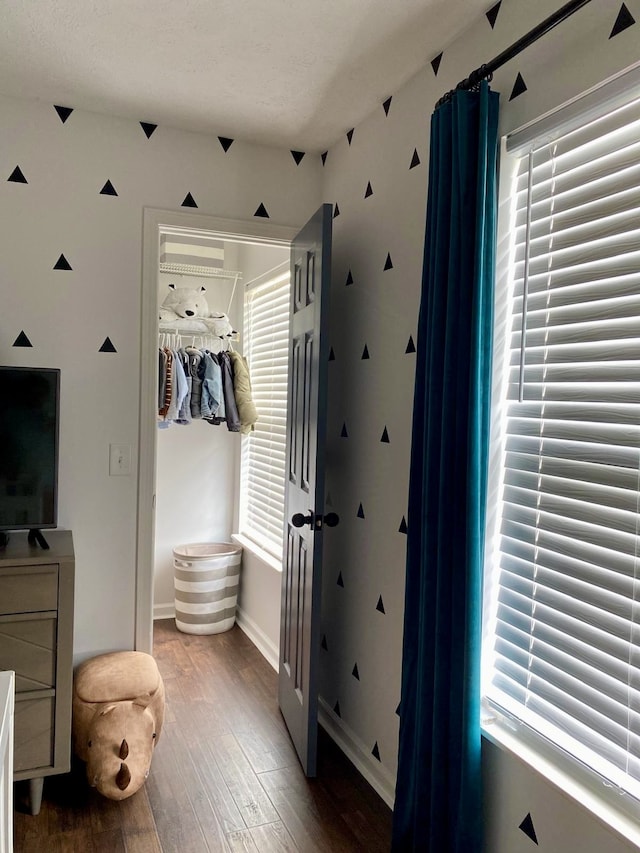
[159,263,243,281]
[158,322,238,334]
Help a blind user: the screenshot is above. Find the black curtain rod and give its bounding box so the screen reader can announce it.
[435,0,593,108]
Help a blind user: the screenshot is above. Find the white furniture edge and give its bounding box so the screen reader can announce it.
[0,671,14,853]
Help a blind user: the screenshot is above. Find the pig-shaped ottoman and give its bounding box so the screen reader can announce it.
[72,651,165,800]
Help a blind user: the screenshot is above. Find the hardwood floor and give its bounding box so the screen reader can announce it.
[13,619,393,852]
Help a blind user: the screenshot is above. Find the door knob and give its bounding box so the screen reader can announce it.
[291,512,340,529]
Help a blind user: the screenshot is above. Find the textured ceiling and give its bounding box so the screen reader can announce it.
[0,0,490,151]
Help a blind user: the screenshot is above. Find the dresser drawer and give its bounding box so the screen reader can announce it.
[0,616,56,692]
[0,566,58,615]
[13,694,54,773]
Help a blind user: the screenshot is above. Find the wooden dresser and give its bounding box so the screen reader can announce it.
[0,530,74,815]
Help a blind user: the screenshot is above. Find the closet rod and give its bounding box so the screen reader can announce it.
[435,0,593,108]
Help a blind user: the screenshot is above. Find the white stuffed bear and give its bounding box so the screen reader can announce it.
[159,283,209,323]
[159,283,238,340]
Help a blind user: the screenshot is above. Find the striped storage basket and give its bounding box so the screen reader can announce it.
[173,542,242,635]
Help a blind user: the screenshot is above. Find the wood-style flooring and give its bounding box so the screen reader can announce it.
[13,619,393,852]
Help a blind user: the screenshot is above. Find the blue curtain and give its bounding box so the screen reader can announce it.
[392,81,500,853]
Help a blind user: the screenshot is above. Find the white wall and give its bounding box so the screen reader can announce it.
[235,547,282,670]
[320,0,640,841]
[482,740,637,853]
[0,94,322,661]
[236,243,289,296]
[154,418,238,614]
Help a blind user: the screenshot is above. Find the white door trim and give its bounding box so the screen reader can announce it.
[136,207,298,653]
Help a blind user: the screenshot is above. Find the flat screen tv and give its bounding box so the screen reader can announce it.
[0,366,60,548]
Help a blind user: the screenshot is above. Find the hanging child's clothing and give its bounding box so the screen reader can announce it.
[228,350,258,435]
[159,349,173,419]
[157,341,256,433]
[185,348,203,420]
[175,350,192,425]
[200,351,224,421]
[218,351,241,432]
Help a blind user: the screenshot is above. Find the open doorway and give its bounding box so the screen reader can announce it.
[136,209,298,656]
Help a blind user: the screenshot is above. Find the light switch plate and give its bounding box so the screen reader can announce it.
[109,444,131,476]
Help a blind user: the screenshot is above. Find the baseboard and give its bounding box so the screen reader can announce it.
[318,697,396,810]
[153,602,175,621]
[231,611,396,810]
[235,607,279,672]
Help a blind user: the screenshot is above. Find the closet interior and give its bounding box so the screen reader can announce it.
[152,233,289,618]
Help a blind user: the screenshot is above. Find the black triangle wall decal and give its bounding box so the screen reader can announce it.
[376,595,385,613]
[337,571,344,587]
[346,128,354,145]
[361,344,370,360]
[54,105,73,123]
[519,813,538,845]
[321,634,328,651]
[396,701,401,716]
[610,3,636,37]
[329,347,336,361]
[406,335,416,354]
[13,331,32,348]
[357,503,365,519]
[140,122,157,139]
[218,136,234,152]
[486,1,501,28]
[410,149,420,169]
[7,166,27,183]
[383,96,392,116]
[384,253,393,271]
[352,663,360,680]
[372,742,381,761]
[341,423,348,438]
[291,150,305,165]
[509,72,527,101]
[254,203,270,218]
[431,53,443,76]
[364,181,373,198]
[321,151,328,166]
[346,269,354,285]
[54,254,72,270]
[380,427,389,443]
[333,203,340,218]
[99,337,117,353]
[182,192,198,208]
[334,700,341,717]
[100,180,118,196]
[399,516,408,534]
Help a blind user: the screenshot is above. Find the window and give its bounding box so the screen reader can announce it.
[239,272,290,560]
[483,75,640,804]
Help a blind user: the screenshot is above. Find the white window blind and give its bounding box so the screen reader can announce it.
[239,274,290,560]
[485,89,640,796]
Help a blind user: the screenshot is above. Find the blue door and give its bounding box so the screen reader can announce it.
[278,204,335,775]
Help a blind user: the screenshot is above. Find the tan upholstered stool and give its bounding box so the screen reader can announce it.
[72,651,165,800]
